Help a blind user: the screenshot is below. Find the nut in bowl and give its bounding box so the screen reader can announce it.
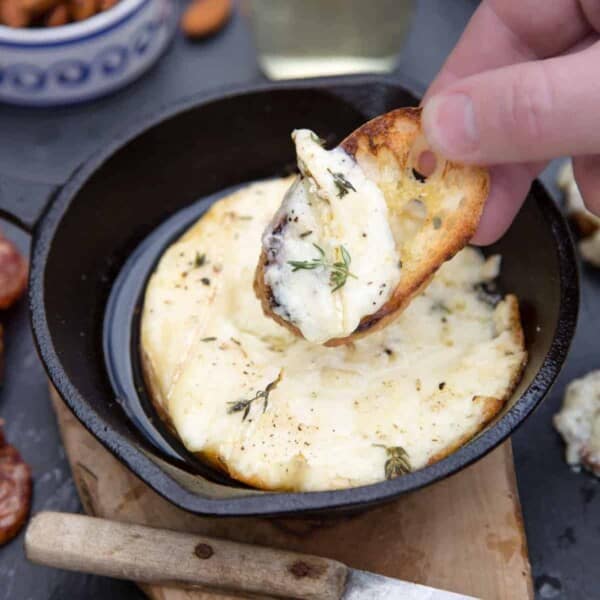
[0,0,177,106]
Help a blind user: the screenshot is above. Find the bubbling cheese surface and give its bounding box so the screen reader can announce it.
[262,130,401,343]
[141,178,526,492]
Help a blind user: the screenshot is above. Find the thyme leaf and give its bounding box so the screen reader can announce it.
[288,243,327,272]
[194,253,206,268]
[288,244,356,292]
[432,216,442,229]
[329,245,357,292]
[327,169,356,198]
[299,230,313,238]
[374,445,411,479]
[227,372,282,421]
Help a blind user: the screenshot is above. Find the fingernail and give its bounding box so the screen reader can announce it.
[422,93,479,158]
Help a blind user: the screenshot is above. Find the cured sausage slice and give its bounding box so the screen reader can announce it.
[0,425,32,545]
[0,235,27,310]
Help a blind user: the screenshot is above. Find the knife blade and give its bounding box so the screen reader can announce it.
[343,568,476,600]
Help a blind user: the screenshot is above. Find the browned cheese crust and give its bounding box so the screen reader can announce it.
[427,294,527,465]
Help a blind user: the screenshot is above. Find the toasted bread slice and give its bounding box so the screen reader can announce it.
[255,108,489,346]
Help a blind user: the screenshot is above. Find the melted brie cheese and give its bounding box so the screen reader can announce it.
[141,178,526,492]
[558,161,600,267]
[554,371,600,477]
[262,130,401,343]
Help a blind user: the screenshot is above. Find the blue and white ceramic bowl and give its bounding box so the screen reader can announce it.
[0,0,177,106]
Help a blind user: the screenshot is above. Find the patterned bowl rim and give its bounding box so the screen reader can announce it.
[0,0,149,48]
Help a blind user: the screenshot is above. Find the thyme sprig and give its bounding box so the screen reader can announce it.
[288,244,356,293]
[288,243,327,272]
[374,445,411,479]
[330,245,356,292]
[227,372,282,421]
[327,169,356,198]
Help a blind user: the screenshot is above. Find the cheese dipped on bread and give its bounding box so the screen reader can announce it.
[255,108,489,346]
[258,129,401,344]
[140,178,526,492]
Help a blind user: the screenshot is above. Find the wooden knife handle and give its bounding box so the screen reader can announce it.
[25,512,348,600]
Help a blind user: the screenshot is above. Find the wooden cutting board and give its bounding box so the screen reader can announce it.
[49,387,533,599]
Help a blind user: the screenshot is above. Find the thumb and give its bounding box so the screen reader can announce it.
[422,42,600,164]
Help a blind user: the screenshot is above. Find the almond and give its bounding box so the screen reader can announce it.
[68,0,95,21]
[98,0,117,11]
[0,0,30,26]
[44,2,68,25]
[20,0,59,16]
[181,0,231,39]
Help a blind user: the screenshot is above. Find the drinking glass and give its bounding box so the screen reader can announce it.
[247,0,415,80]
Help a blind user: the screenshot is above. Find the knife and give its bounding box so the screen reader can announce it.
[25,512,475,599]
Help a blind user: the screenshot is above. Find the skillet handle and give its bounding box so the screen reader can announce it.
[0,172,58,233]
[25,512,349,600]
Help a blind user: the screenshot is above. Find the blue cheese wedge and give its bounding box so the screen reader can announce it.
[262,130,401,343]
[140,178,527,492]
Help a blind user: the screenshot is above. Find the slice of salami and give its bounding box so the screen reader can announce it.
[0,425,32,545]
[0,235,27,310]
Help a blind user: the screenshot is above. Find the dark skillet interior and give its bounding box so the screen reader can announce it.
[33,78,578,516]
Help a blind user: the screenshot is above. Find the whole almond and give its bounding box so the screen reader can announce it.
[45,2,68,25]
[20,0,59,16]
[0,0,30,25]
[181,0,231,39]
[68,0,95,20]
[98,0,117,11]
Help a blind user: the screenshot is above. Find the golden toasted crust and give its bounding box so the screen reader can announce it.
[255,108,490,346]
[140,348,180,439]
[426,397,504,466]
[254,247,305,340]
[198,449,302,492]
[501,294,526,350]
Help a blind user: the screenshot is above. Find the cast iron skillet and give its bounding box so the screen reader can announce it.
[0,75,579,516]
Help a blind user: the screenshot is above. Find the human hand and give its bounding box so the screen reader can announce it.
[421,0,600,244]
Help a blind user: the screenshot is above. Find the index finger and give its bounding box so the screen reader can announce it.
[425,0,590,100]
